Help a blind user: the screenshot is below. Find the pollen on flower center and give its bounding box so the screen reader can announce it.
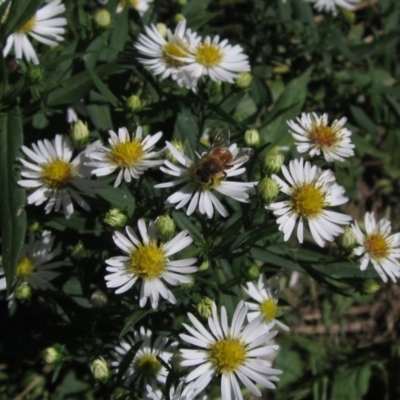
[163,40,189,68]
[18,16,37,34]
[109,140,144,168]
[291,184,326,218]
[365,233,389,259]
[16,257,35,279]
[135,353,161,376]
[208,338,246,373]
[129,243,165,279]
[195,44,223,67]
[311,124,338,148]
[41,159,73,189]
[260,299,278,322]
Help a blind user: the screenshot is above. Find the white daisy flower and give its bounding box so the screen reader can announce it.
[242,274,289,331]
[155,131,255,219]
[18,135,101,219]
[0,231,63,292]
[116,0,152,14]
[87,126,164,188]
[105,219,197,308]
[352,212,400,283]
[269,158,352,247]
[111,327,176,389]
[134,19,200,90]
[3,0,67,64]
[310,0,361,15]
[287,112,355,163]
[180,300,282,400]
[181,35,250,84]
[145,381,202,400]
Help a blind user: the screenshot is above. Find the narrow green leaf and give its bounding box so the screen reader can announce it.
[119,309,150,339]
[0,106,27,292]
[87,68,119,108]
[172,211,203,243]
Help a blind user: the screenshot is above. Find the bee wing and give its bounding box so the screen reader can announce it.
[230,147,254,165]
[211,128,231,149]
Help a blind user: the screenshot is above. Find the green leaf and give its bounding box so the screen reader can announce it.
[97,186,136,215]
[172,211,203,243]
[119,309,151,339]
[0,107,27,292]
[87,68,119,108]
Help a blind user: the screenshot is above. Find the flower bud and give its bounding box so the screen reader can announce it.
[180,275,195,290]
[126,95,141,112]
[166,140,185,164]
[198,260,209,271]
[257,177,280,204]
[27,65,44,84]
[104,208,128,229]
[263,152,284,175]
[361,279,380,295]
[244,129,260,148]
[70,120,90,149]
[273,64,290,74]
[174,13,185,23]
[244,265,260,281]
[90,357,110,383]
[156,215,176,241]
[91,290,108,308]
[156,23,168,38]
[15,283,32,301]
[94,9,111,28]
[177,0,187,5]
[42,347,62,364]
[196,297,214,319]
[338,226,356,250]
[28,221,40,232]
[71,240,86,260]
[235,71,253,88]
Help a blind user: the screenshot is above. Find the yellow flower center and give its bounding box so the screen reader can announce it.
[195,43,223,67]
[311,124,338,148]
[18,16,36,34]
[129,243,165,279]
[16,257,35,279]
[108,140,144,168]
[41,159,74,189]
[291,184,326,218]
[135,353,161,377]
[119,0,138,8]
[208,338,246,374]
[365,233,389,259]
[162,39,189,68]
[260,299,278,322]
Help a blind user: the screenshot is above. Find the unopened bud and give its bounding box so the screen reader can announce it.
[361,279,380,295]
[156,23,168,38]
[15,283,32,301]
[29,221,40,232]
[244,265,260,281]
[273,64,290,74]
[70,120,90,149]
[166,140,185,164]
[177,0,187,5]
[91,290,108,308]
[180,275,195,290]
[244,129,260,148]
[174,13,185,23]
[263,152,284,175]
[235,71,253,88]
[196,297,214,319]
[27,65,44,84]
[94,9,111,28]
[126,95,141,111]
[104,208,128,228]
[258,177,280,203]
[90,357,110,383]
[198,260,209,271]
[42,347,61,364]
[156,215,176,241]
[71,240,86,260]
[338,226,356,249]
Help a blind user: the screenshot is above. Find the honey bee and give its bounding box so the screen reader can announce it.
[194,128,254,186]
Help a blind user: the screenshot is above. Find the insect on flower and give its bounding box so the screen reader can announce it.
[194,128,254,187]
